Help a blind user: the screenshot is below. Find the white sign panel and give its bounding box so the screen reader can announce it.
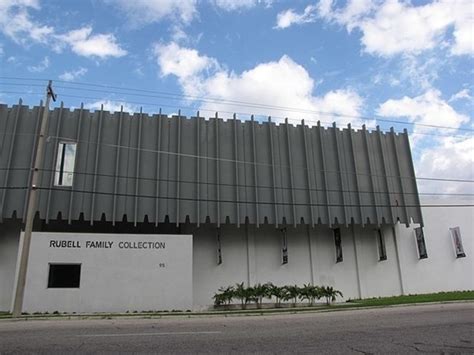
[19,232,193,313]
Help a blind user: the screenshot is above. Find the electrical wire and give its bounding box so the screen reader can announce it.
[2,167,472,197]
[1,89,472,140]
[27,185,472,208]
[1,78,473,132]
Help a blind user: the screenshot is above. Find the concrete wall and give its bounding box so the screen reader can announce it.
[0,221,21,311]
[0,206,472,312]
[191,206,473,308]
[396,206,474,294]
[18,233,193,313]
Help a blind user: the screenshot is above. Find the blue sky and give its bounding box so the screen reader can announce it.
[0,0,473,197]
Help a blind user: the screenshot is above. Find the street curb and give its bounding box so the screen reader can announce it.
[1,300,472,322]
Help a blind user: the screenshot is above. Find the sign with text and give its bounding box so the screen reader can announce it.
[21,232,193,313]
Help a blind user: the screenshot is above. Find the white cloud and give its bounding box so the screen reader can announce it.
[275,5,318,29]
[0,0,54,44]
[213,0,273,11]
[377,89,469,133]
[415,135,474,197]
[377,90,473,195]
[84,100,137,114]
[59,67,88,82]
[57,26,127,59]
[153,42,219,79]
[27,56,49,72]
[105,0,197,27]
[449,89,472,103]
[0,1,127,59]
[154,42,366,126]
[311,0,474,57]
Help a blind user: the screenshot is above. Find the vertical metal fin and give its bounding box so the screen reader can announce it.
[134,108,143,227]
[0,99,22,223]
[377,126,395,224]
[215,112,220,227]
[285,118,297,227]
[112,106,123,226]
[251,115,259,228]
[391,129,410,226]
[333,122,348,226]
[46,102,63,224]
[68,103,84,224]
[90,104,104,225]
[23,102,43,223]
[317,121,331,227]
[196,111,201,227]
[302,120,315,228]
[362,125,380,226]
[347,124,364,226]
[233,114,240,227]
[268,117,278,228]
[176,110,181,227]
[155,108,162,227]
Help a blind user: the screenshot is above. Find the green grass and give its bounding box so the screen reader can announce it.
[347,291,474,307]
[0,291,472,320]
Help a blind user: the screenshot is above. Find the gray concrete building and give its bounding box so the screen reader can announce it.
[0,102,471,313]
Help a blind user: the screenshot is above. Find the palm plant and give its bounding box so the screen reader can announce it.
[234,282,248,309]
[320,286,343,305]
[299,284,322,306]
[253,283,272,309]
[269,284,286,308]
[282,285,300,306]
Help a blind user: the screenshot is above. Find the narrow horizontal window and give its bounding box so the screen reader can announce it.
[47,264,81,288]
[334,228,343,263]
[414,227,428,259]
[54,142,77,187]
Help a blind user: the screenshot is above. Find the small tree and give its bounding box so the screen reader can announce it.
[320,286,343,305]
[213,285,235,306]
[299,284,322,306]
[282,285,300,307]
[234,282,248,309]
[269,284,286,308]
[253,283,272,309]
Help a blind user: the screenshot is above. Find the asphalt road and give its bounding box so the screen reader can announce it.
[0,303,473,354]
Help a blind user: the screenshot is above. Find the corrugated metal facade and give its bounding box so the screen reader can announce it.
[0,102,423,227]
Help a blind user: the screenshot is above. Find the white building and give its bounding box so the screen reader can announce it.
[0,102,471,313]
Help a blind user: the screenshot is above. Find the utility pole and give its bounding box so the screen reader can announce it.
[12,80,56,317]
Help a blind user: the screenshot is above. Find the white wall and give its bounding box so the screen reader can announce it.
[192,206,473,308]
[396,206,474,294]
[18,233,193,313]
[1,205,472,312]
[0,221,21,311]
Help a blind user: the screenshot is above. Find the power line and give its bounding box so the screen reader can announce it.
[30,185,473,208]
[1,91,471,140]
[2,167,473,197]
[1,78,473,132]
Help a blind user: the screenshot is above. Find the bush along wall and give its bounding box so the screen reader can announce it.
[213,283,343,309]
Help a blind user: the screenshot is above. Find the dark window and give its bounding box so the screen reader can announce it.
[377,229,387,261]
[216,229,223,265]
[414,227,428,259]
[281,228,288,265]
[450,227,466,258]
[47,264,81,288]
[334,228,343,263]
